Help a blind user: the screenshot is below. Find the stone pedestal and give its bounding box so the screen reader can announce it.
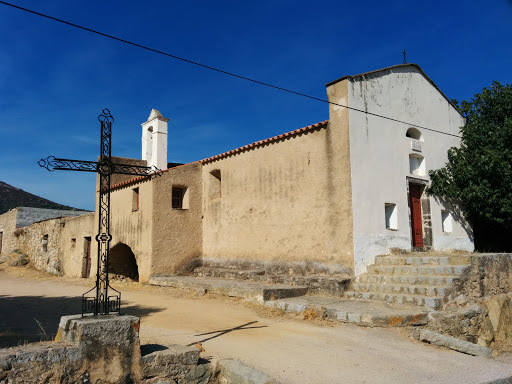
[56,314,142,383]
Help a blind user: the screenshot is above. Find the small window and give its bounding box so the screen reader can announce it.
[441,211,453,233]
[42,234,49,252]
[172,186,189,209]
[385,203,398,230]
[409,154,426,176]
[132,188,139,211]
[71,238,76,248]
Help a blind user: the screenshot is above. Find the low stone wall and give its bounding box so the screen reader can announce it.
[451,253,512,298]
[425,254,512,353]
[0,315,142,383]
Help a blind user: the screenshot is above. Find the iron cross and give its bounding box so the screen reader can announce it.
[38,109,160,316]
[402,49,407,64]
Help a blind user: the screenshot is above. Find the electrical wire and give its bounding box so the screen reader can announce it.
[0,0,462,138]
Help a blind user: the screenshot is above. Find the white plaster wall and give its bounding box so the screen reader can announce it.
[346,66,474,276]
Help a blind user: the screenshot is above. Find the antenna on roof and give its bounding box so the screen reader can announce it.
[402,49,407,64]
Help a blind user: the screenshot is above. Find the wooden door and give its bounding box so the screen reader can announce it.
[84,237,92,278]
[409,184,424,247]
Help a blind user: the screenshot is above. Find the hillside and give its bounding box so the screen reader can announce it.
[0,181,84,215]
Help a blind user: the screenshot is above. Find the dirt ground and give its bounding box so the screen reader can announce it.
[1,262,511,384]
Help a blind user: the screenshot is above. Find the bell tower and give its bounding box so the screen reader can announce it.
[141,109,169,170]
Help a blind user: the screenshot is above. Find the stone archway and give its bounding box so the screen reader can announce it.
[109,243,139,281]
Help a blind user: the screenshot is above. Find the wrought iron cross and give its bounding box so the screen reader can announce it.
[402,49,407,64]
[38,109,160,316]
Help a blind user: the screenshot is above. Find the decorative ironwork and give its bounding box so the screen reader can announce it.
[39,108,161,316]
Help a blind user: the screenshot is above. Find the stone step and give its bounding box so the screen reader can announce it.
[351,282,451,297]
[194,267,351,297]
[265,296,429,327]
[194,267,266,280]
[343,291,442,309]
[148,275,307,303]
[358,273,458,286]
[375,254,471,266]
[366,264,469,276]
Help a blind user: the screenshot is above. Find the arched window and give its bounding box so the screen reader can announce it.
[409,154,426,176]
[406,128,423,141]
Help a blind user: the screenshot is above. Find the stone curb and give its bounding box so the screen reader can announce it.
[217,359,281,384]
[419,329,493,357]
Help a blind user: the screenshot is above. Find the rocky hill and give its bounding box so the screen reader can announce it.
[0,181,83,215]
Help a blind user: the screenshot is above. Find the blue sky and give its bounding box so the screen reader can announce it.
[1,0,511,211]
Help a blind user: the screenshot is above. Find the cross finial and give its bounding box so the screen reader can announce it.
[402,49,407,64]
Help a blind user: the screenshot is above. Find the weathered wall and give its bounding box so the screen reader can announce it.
[15,218,64,274]
[337,65,474,275]
[108,177,153,282]
[59,213,95,277]
[451,254,512,298]
[151,162,203,275]
[0,209,18,255]
[202,103,354,274]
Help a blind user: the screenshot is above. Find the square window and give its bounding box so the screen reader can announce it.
[441,210,453,232]
[172,186,189,209]
[385,203,398,230]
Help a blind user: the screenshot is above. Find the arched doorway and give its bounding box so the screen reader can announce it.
[109,243,139,281]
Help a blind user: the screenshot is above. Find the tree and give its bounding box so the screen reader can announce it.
[428,81,512,251]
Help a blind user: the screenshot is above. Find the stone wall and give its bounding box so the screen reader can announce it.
[9,212,94,276]
[451,253,512,298]
[0,315,142,384]
[0,209,17,256]
[15,218,63,275]
[429,254,512,352]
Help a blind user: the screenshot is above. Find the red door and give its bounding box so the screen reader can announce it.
[409,184,424,247]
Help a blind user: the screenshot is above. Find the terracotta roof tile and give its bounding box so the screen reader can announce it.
[199,120,328,164]
[109,163,191,191]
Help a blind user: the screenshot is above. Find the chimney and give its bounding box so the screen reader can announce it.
[141,109,169,170]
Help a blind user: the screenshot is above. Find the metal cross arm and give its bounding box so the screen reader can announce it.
[38,108,161,317]
[38,156,161,176]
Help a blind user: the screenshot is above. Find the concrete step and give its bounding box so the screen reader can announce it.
[265,296,429,327]
[343,291,442,309]
[351,282,451,297]
[366,264,469,276]
[148,275,307,303]
[375,254,471,266]
[358,273,459,286]
[194,267,265,280]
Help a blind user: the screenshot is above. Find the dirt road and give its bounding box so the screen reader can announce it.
[1,266,511,384]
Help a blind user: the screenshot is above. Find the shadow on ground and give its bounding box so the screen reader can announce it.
[0,295,164,348]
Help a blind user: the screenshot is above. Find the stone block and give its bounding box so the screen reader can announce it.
[420,329,493,357]
[217,359,280,384]
[57,314,142,383]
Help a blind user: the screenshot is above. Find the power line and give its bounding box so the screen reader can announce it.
[0,0,462,138]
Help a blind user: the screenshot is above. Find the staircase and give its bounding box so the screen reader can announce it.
[344,252,471,309]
